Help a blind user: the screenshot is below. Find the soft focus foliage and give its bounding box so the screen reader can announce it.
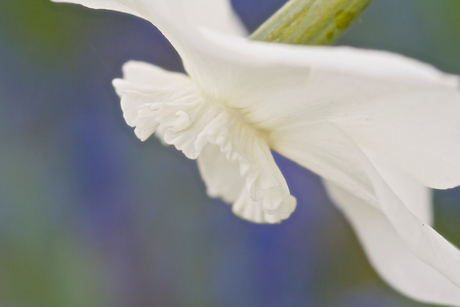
[0,0,459,306]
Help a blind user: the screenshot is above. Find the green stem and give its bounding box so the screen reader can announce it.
[250,0,374,45]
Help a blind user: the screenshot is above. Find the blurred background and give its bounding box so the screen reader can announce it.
[0,0,459,306]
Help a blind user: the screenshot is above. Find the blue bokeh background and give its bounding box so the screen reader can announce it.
[0,0,459,306]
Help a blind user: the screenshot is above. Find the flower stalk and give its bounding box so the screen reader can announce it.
[250,0,373,45]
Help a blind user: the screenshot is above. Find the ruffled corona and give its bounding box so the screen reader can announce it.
[113,61,296,223]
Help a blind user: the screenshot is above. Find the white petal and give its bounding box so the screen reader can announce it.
[329,84,460,190]
[197,30,460,189]
[324,181,460,306]
[272,121,460,304]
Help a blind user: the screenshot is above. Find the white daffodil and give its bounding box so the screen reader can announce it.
[53,0,460,305]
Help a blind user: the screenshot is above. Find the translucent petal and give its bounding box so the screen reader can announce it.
[272,121,460,304]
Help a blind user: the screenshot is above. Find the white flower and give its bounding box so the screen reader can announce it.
[53,0,460,305]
